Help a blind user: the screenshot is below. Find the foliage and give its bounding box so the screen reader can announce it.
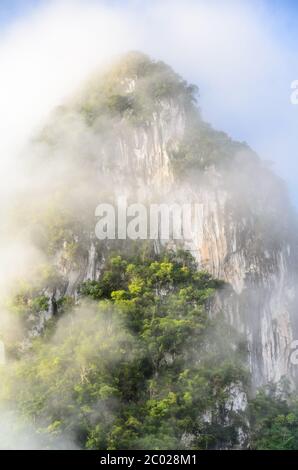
[169,114,247,176]
[0,249,248,450]
[77,52,198,126]
[249,383,298,450]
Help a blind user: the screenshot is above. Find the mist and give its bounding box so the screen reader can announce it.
[0,0,298,451]
[0,301,133,449]
[0,0,298,201]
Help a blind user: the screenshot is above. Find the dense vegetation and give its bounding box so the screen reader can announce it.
[249,383,298,450]
[1,248,252,450]
[77,51,198,126]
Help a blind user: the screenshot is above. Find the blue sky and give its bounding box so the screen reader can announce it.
[0,0,298,206]
[0,0,40,25]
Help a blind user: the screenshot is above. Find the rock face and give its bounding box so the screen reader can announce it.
[173,170,298,387]
[30,52,298,389]
[186,186,298,388]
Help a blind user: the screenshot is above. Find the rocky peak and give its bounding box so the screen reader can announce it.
[10,52,298,389]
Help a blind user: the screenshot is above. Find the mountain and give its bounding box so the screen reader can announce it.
[38,51,298,386]
[1,52,298,449]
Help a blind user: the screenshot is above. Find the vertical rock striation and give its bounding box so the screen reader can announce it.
[27,52,298,389]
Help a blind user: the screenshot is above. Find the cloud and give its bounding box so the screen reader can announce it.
[0,0,134,196]
[0,0,297,289]
[0,0,297,204]
[0,0,297,448]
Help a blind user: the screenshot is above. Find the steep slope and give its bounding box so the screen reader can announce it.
[4,51,298,391]
[32,51,297,388]
[2,249,252,450]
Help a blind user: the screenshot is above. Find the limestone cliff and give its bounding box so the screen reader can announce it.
[20,52,298,390]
